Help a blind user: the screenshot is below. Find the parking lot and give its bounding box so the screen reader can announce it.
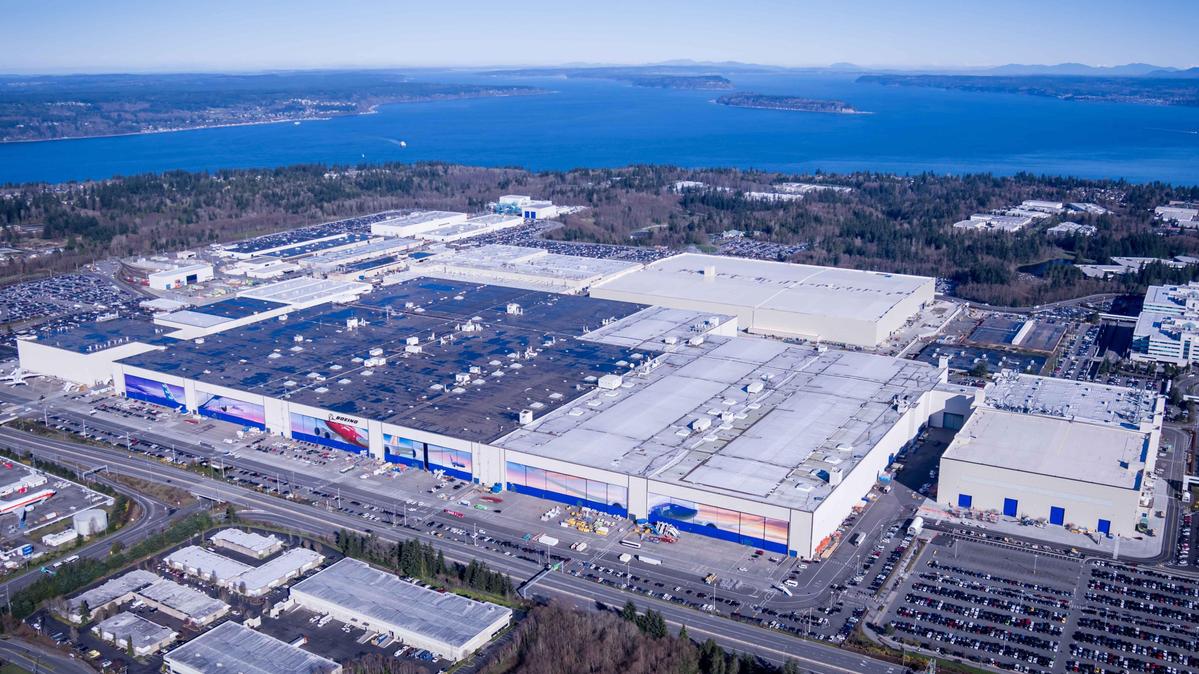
[883,534,1199,674]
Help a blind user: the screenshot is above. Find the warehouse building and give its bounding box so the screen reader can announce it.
[164,620,341,674]
[418,244,642,294]
[938,372,1163,538]
[590,253,934,347]
[210,528,284,559]
[16,318,172,386]
[370,210,467,237]
[93,612,177,656]
[165,546,322,596]
[417,214,524,243]
[290,558,511,661]
[136,579,229,626]
[148,263,215,291]
[301,237,421,273]
[67,569,159,623]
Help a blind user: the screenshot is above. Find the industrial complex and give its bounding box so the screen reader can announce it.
[11,205,1169,561]
[6,202,1192,674]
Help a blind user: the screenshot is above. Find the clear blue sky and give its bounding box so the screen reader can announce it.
[3,0,1197,74]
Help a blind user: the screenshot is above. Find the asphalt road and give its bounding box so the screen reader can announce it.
[0,635,95,674]
[0,427,905,674]
[0,448,176,599]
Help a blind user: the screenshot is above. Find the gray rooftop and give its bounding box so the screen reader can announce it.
[290,559,511,648]
[210,528,282,554]
[235,547,322,594]
[942,407,1150,489]
[166,546,252,580]
[94,612,176,650]
[985,371,1159,429]
[498,335,944,510]
[137,579,228,622]
[592,253,932,323]
[165,621,340,674]
[70,569,159,613]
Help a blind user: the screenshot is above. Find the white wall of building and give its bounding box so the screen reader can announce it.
[938,458,1143,536]
[20,339,162,387]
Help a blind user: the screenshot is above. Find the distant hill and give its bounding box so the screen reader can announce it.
[982,63,1175,76]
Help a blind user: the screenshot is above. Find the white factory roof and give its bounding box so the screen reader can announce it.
[375,210,466,227]
[150,262,213,278]
[69,569,159,612]
[137,579,228,621]
[497,334,943,510]
[166,546,252,580]
[984,371,1160,428]
[302,237,420,270]
[418,214,524,242]
[942,408,1148,489]
[94,612,176,650]
[165,620,340,674]
[291,558,511,650]
[943,372,1161,490]
[211,528,282,555]
[237,276,370,307]
[234,547,322,594]
[591,253,931,324]
[422,244,642,292]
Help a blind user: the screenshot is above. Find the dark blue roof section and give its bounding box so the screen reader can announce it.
[191,297,288,320]
[120,278,649,442]
[273,233,372,259]
[37,318,172,354]
[342,255,399,273]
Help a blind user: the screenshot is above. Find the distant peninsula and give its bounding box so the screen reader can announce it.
[0,71,548,143]
[715,93,865,114]
[625,75,733,90]
[857,74,1199,107]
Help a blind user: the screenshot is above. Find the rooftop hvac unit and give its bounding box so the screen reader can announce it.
[745,381,764,394]
[506,303,523,315]
[690,416,712,432]
[404,344,422,354]
[827,468,843,486]
[194,338,205,345]
[405,336,419,346]
[836,443,853,453]
[346,317,360,330]
[293,334,304,343]
[519,409,534,425]
[703,265,716,279]
[278,315,287,321]
[364,356,386,367]
[598,374,623,390]
[455,372,472,383]
[368,347,384,357]
[688,336,705,346]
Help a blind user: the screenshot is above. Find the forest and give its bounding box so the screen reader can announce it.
[2,161,1199,305]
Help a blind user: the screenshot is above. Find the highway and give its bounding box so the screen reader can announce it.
[0,426,906,674]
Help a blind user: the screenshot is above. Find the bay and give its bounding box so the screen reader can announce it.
[1,71,1197,184]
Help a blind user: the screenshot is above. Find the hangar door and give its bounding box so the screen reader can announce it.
[942,413,966,431]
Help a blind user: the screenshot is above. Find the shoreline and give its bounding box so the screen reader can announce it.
[0,90,548,146]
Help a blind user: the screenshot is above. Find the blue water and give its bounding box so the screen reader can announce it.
[2,72,1198,184]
